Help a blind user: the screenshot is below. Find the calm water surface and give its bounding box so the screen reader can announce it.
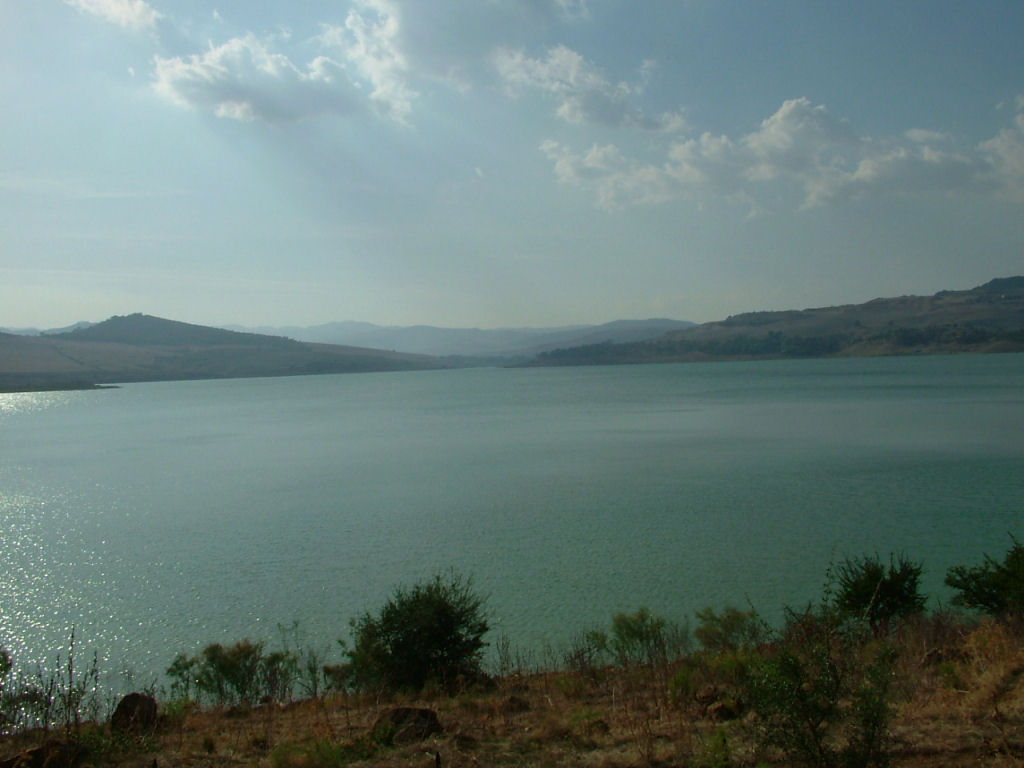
[1,355,1022,687]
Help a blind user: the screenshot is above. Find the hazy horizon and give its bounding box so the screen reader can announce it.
[3,2,1023,330]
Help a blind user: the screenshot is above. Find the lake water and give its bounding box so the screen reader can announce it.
[1,354,1023,689]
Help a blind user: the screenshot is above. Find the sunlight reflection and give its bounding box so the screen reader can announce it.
[0,391,74,416]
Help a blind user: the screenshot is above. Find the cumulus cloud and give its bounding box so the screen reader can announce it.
[153,35,360,123]
[317,0,417,123]
[541,96,1024,210]
[495,45,684,131]
[541,139,672,209]
[978,105,1024,200]
[151,0,416,125]
[65,0,162,31]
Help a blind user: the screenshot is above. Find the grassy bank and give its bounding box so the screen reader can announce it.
[2,547,1022,767]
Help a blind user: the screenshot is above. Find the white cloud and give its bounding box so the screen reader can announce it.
[153,35,361,124]
[838,144,983,203]
[317,0,417,124]
[65,0,162,32]
[541,140,673,209]
[151,0,417,125]
[666,133,746,195]
[978,104,1024,200]
[540,97,1024,210]
[742,98,856,181]
[495,45,684,131]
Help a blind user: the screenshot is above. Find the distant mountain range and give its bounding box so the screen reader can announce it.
[2,278,1021,392]
[532,277,1024,366]
[0,314,692,392]
[220,318,695,358]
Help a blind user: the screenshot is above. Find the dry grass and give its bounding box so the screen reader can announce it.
[2,617,1023,768]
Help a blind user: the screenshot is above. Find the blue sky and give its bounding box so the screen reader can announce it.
[2,1,1023,329]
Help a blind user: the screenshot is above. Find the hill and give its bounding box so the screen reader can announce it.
[0,314,449,393]
[226,318,695,358]
[532,277,1024,366]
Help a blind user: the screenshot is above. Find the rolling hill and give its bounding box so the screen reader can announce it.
[225,318,695,358]
[4,278,1022,391]
[0,313,448,392]
[532,277,1024,366]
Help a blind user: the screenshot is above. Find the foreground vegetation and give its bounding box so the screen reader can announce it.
[2,542,1022,767]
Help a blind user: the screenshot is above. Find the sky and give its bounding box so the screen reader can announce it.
[2,1,1023,330]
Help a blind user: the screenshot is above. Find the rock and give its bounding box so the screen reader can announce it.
[110,692,158,733]
[371,707,442,745]
[695,683,719,705]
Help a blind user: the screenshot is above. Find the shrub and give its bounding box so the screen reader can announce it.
[342,571,489,693]
[587,607,689,668]
[198,640,264,706]
[167,639,299,707]
[611,608,667,666]
[695,606,768,653]
[833,553,926,633]
[945,535,1024,616]
[746,606,896,768]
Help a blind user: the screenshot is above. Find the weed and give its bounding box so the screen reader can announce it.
[562,630,608,681]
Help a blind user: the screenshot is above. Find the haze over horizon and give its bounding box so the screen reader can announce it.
[3,1,1023,331]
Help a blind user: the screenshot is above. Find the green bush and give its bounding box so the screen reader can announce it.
[746,606,895,768]
[342,571,489,693]
[198,640,265,705]
[167,639,299,707]
[610,608,667,666]
[695,606,768,653]
[586,607,689,668]
[945,535,1024,616]
[833,553,926,633]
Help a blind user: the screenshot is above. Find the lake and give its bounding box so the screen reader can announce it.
[1,354,1022,688]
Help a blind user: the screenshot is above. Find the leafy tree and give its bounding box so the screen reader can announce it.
[833,554,926,633]
[945,535,1024,616]
[343,572,489,693]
